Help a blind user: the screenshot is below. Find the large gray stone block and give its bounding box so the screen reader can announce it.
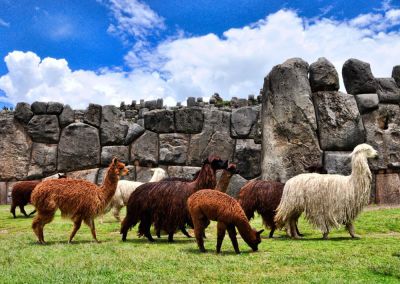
[309,57,339,92]
[27,115,60,143]
[100,105,128,145]
[124,122,145,145]
[342,58,377,95]
[84,103,102,127]
[226,174,248,198]
[234,139,261,179]
[28,143,57,178]
[174,108,203,133]
[31,101,47,114]
[144,109,175,133]
[46,102,63,114]
[66,168,99,183]
[101,146,129,166]
[59,104,75,128]
[167,166,201,180]
[354,93,379,114]
[130,130,158,166]
[159,133,189,165]
[392,65,400,87]
[14,102,33,124]
[231,106,259,138]
[376,78,400,103]
[324,151,352,175]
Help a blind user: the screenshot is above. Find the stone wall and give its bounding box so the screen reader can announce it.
[262,57,400,204]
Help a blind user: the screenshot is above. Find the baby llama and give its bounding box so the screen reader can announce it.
[275,143,378,239]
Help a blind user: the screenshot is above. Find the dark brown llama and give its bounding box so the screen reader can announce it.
[10,174,66,218]
[120,156,227,242]
[188,190,264,253]
[31,158,128,244]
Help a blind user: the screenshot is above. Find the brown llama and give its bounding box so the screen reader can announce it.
[10,174,66,218]
[31,158,128,244]
[120,156,227,242]
[188,190,264,253]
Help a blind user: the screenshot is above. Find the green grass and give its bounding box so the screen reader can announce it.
[1,205,400,283]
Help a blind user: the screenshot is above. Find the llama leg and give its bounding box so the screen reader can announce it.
[112,205,122,222]
[193,219,206,252]
[216,222,226,253]
[19,205,28,217]
[269,225,276,238]
[10,203,17,218]
[322,230,329,240]
[180,226,192,238]
[156,227,161,238]
[226,225,240,254]
[68,218,82,243]
[168,232,174,242]
[346,222,357,238]
[28,209,36,216]
[32,211,55,244]
[120,216,137,242]
[85,218,100,243]
[295,221,304,237]
[289,218,300,239]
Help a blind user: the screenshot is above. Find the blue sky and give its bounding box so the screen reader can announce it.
[0,0,399,108]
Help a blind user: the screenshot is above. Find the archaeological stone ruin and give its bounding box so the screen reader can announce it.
[1,57,400,205]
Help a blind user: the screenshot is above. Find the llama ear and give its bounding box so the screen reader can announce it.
[203,158,210,164]
[256,229,264,236]
[112,157,118,166]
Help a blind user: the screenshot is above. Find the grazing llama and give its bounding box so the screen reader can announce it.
[104,168,167,221]
[120,156,227,242]
[31,158,128,244]
[188,190,264,253]
[275,143,378,239]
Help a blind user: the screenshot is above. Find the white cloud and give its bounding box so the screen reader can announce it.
[1,9,400,108]
[0,17,9,28]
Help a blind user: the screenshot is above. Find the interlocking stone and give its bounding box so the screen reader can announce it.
[27,115,60,143]
[375,173,400,204]
[130,130,159,166]
[159,133,189,165]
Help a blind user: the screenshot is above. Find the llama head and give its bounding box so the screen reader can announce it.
[203,155,228,171]
[350,144,378,159]
[226,163,237,175]
[249,229,264,251]
[110,158,129,176]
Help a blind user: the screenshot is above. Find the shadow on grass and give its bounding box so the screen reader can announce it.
[29,239,102,246]
[272,236,361,242]
[121,237,194,244]
[184,247,254,255]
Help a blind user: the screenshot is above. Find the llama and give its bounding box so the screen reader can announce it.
[120,156,227,242]
[104,168,167,221]
[188,190,264,253]
[31,158,128,244]
[10,174,66,218]
[275,143,378,239]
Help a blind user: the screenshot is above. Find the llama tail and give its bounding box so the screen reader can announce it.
[274,181,303,229]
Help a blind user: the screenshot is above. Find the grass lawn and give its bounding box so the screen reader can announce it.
[1,205,399,283]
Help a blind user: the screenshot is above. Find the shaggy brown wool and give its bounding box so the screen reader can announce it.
[120,156,227,242]
[215,163,236,193]
[31,158,128,244]
[10,181,41,218]
[188,190,264,253]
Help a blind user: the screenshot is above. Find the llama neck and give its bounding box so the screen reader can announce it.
[149,171,160,182]
[101,168,120,202]
[190,164,216,192]
[235,217,257,246]
[349,154,372,209]
[215,171,233,193]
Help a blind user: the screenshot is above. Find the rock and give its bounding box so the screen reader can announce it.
[375,173,400,204]
[124,123,145,145]
[144,100,158,110]
[312,91,365,151]
[138,108,148,119]
[46,102,63,114]
[230,106,259,138]
[376,78,400,103]
[0,113,32,180]
[362,104,400,170]
[130,131,158,166]
[159,134,189,165]
[354,93,379,114]
[309,57,339,92]
[74,109,85,122]
[261,58,322,182]
[342,58,377,95]
[392,65,400,87]
[14,102,33,124]
[100,105,128,145]
[174,108,204,133]
[97,165,135,185]
[188,109,235,166]
[226,174,248,198]
[249,116,262,144]
[59,104,75,128]
[58,122,101,171]
[167,166,201,180]
[31,101,47,114]
[84,103,102,127]
[0,182,7,205]
[157,98,163,109]
[187,97,196,107]
[101,146,129,166]
[7,182,17,204]
[66,168,99,183]
[136,166,160,182]
[144,109,175,133]
[28,143,58,178]
[27,115,60,143]
[234,139,261,179]
[324,151,352,175]
[124,110,136,119]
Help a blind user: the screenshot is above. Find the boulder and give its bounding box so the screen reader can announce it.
[188,109,235,166]
[136,166,161,182]
[28,143,58,178]
[167,166,201,180]
[130,131,158,166]
[84,103,102,127]
[312,91,365,151]
[0,182,7,205]
[354,93,379,114]
[57,122,101,171]
[362,104,400,170]
[225,174,248,198]
[392,65,400,87]
[231,106,259,138]
[66,168,99,183]
[124,123,145,145]
[376,78,400,103]
[309,57,340,92]
[27,115,60,143]
[46,102,63,114]
[234,139,261,179]
[324,151,352,175]
[144,109,175,133]
[187,97,196,107]
[101,146,129,166]
[100,105,128,145]
[261,58,322,182]
[0,113,32,180]
[159,134,189,165]
[174,108,204,133]
[375,173,400,204]
[59,104,75,128]
[342,58,377,95]
[144,100,158,110]
[14,102,33,124]
[97,165,135,185]
[31,101,47,114]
